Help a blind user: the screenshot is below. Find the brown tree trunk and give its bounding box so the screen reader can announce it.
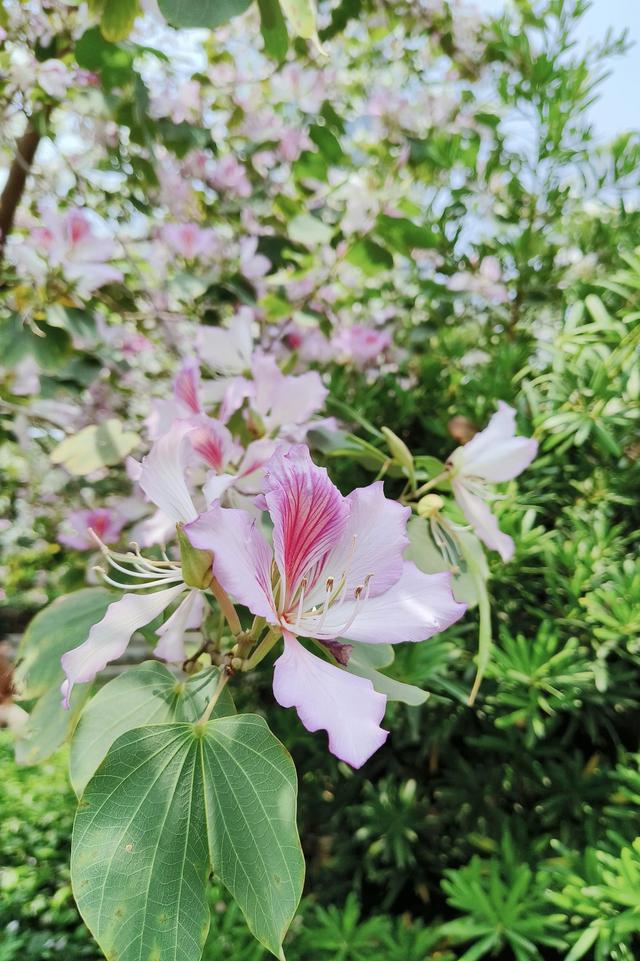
[0,120,42,261]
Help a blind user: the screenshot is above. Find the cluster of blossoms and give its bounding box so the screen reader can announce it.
[1,0,538,759]
[58,315,537,765]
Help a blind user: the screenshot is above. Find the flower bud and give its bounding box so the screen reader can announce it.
[381,426,414,476]
[177,525,214,589]
[417,493,444,519]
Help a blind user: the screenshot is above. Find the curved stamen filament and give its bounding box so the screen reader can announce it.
[93,567,184,591]
[101,553,176,580]
[294,578,308,630]
[313,576,335,634]
[130,542,179,571]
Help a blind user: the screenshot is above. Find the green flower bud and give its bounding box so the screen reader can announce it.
[381,426,414,477]
[176,525,214,589]
[417,493,445,519]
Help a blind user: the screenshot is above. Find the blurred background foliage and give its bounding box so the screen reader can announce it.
[1,0,640,959]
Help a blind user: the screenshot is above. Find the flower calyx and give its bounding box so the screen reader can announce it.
[176,524,214,589]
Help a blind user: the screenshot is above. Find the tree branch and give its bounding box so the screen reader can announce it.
[0,119,43,261]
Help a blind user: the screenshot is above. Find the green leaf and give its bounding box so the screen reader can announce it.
[347,643,427,706]
[292,149,328,182]
[70,662,235,795]
[74,26,135,87]
[157,0,252,28]
[279,0,318,42]
[288,213,333,246]
[14,588,114,700]
[13,589,113,764]
[564,926,599,961]
[0,316,72,372]
[346,237,393,275]
[50,418,139,474]
[100,0,140,40]
[258,0,288,60]
[375,213,438,255]
[72,717,304,961]
[406,517,487,609]
[309,124,344,164]
[75,26,114,69]
[461,537,493,707]
[15,682,92,766]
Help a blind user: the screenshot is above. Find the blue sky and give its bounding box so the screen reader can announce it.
[475,0,640,141]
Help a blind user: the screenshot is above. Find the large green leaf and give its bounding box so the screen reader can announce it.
[13,589,113,764]
[50,418,139,475]
[157,0,252,28]
[70,661,235,795]
[14,588,114,700]
[72,717,304,961]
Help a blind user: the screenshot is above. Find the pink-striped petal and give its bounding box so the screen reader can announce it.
[272,631,388,768]
[263,444,348,603]
[305,481,409,608]
[174,358,201,414]
[189,416,239,472]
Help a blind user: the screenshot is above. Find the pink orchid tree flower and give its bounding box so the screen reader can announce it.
[31,207,123,296]
[238,236,271,284]
[186,445,465,768]
[209,154,252,198]
[161,223,220,261]
[332,324,392,368]
[58,507,126,551]
[147,357,203,439]
[221,353,335,442]
[60,422,205,708]
[447,402,538,562]
[197,312,255,377]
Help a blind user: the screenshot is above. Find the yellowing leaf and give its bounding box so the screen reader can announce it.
[50,419,139,475]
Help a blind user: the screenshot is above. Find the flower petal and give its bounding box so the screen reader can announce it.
[197,313,253,375]
[272,631,388,768]
[252,354,328,432]
[315,561,466,644]
[185,504,275,619]
[138,420,198,524]
[174,358,201,414]
[451,402,537,482]
[60,584,185,707]
[453,481,515,562]
[306,481,409,607]
[189,416,239,472]
[130,508,177,547]
[203,472,235,505]
[154,589,203,662]
[263,444,348,602]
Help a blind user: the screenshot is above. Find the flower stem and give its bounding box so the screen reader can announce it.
[198,669,230,725]
[241,629,281,671]
[412,471,449,500]
[209,577,242,636]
